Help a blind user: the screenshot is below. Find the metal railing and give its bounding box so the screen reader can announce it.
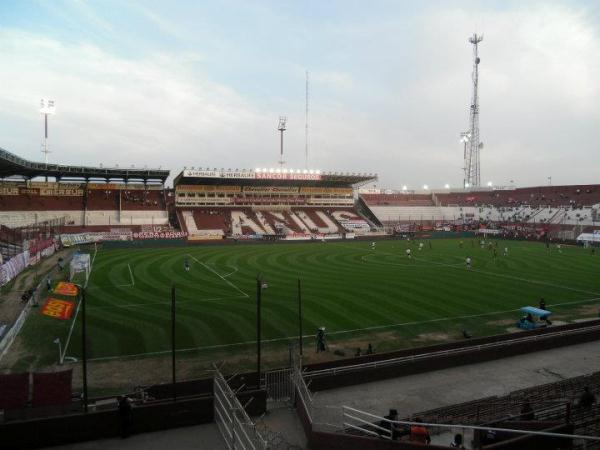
[306,324,600,378]
[213,367,268,450]
[342,405,600,449]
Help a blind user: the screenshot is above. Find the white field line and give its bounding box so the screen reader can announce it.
[84,296,600,362]
[222,266,239,278]
[188,254,249,298]
[62,245,97,361]
[127,263,135,287]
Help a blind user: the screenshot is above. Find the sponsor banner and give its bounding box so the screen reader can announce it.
[40,188,84,196]
[284,235,312,241]
[31,182,84,189]
[300,187,353,195]
[339,220,370,229]
[19,188,39,195]
[188,234,222,241]
[243,186,299,194]
[183,170,255,179]
[133,231,188,240]
[176,184,241,193]
[41,298,74,320]
[54,282,79,296]
[345,233,356,239]
[0,187,19,195]
[255,172,321,181]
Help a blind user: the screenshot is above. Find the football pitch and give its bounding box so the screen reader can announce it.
[12,238,600,369]
[50,237,600,361]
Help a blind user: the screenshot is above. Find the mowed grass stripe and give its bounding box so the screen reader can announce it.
[60,239,600,359]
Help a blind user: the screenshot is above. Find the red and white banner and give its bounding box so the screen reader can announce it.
[41,298,74,320]
[132,231,188,240]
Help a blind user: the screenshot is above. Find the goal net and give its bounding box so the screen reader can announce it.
[70,252,91,285]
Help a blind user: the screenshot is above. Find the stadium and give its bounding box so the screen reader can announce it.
[1,140,600,450]
[1,4,600,449]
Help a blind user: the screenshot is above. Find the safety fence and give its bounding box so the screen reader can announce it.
[305,324,600,379]
[213,367,268,450]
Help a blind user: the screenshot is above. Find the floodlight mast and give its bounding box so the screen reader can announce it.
[463,33,483,188]
[278,116,287,167]
[39,99,56,168]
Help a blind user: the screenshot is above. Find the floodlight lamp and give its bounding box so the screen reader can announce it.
[444,184,450,189]
[316,170,321,174]
[402,185,407,191]
[40,98,56,115]
[487,181,493,187]
[423,184,429,190]
[465,182,470,188]
[303,169,308,174]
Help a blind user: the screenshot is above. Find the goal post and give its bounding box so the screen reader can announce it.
[70,252,91,285]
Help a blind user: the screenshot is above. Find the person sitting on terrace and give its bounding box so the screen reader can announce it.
[579,386,597,408]
[520,399,535,420]
[410,417,431,444]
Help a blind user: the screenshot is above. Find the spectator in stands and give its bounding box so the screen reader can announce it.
[118,395,133,438]
[519,399,535,420]
[410,417,431,444]
[366,343,374,355]
[46,276,52,291]
[578,386,597,408]
[382,409,408,440]
[450,433,465,448]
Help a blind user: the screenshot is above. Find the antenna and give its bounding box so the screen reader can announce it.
[278,116,287,167]
[463,32,483,188]
[305,70,310,169]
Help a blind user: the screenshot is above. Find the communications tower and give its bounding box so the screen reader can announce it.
[463,33,483,188]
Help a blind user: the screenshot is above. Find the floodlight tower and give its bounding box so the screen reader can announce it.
[40,99,56,168]
[463,33,483,188]
[278,116,287,167]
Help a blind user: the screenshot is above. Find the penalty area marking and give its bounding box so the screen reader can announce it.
[84,296,600,362]
[188,254,249,298]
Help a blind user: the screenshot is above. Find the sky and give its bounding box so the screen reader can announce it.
[0,0,599,189]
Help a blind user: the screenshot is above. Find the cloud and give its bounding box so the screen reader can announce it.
[0,2,599,189]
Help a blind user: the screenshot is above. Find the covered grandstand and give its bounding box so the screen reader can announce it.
[173,168,377,240]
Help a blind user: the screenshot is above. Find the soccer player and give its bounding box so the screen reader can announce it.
[503,247,508,256]
[419,242,424,251]
[371,241,376,250]
[459,240,464,249]
[406,248,412,259]
[557,244,562,254]
[184,257,190,272]
[466,256,472,269]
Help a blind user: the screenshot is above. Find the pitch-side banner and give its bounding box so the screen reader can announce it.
[183,170,254,179]
[41,298,74,320]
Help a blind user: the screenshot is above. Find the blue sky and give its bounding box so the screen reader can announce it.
[1,1,599,188]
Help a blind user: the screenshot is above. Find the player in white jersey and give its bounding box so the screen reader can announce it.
[419,242,424,251]
[371,242,376,250]
[503,247,508,256]
[466,257,472,269]
[406,248,412,259]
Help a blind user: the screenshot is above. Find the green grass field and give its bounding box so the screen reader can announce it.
[11,238,600,370]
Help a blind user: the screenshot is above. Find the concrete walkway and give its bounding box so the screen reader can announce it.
[45,423,226,450]
[312,339,600,425]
